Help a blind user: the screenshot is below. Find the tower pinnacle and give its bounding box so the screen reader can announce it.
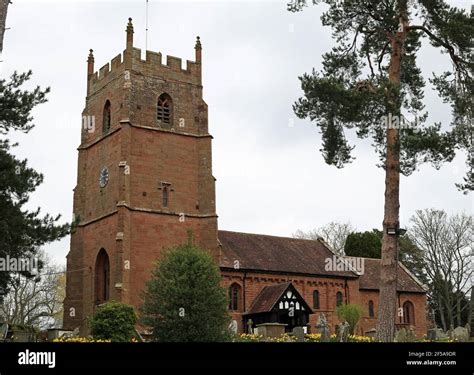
[87,49,94,75]
[195,36,202,63]
[126,17,134,50]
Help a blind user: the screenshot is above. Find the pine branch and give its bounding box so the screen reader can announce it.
[407,25,470,67]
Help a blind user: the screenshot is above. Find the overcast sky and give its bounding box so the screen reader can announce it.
[2,0,472,266]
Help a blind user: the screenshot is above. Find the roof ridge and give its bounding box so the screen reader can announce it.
[218,230,362,278]
[346,256,427,290]
[217,229,322,243]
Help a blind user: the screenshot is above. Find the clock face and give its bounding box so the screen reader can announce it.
[99,167,109,188]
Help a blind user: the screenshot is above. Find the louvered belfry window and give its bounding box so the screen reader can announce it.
[157,94,172,125]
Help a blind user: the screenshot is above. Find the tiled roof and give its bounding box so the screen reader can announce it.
[247,282,291,314]
[218,230,357,278]
[358,257,426,293]
[218,230,426,293]
[246,282,312,314]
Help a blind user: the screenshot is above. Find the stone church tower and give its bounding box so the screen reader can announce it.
[63,18,218,332]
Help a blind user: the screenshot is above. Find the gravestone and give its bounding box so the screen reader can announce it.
[427,328,437,341]
[228,320,238,335]
[336,321,350,342]
[452,326,469,342]
[364,328,376,339]
[434,328,447,340]
[447,327,454,340]
[63,327,80,338]
[394,328,407,342]
[246,319,254,334]
[407,326,416,341]
[292,327,305,342]
[316,313,330,342]
[0,323,8,341]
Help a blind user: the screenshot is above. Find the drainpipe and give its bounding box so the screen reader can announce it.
[242,271,247,333]
[243,271,247,312]
[344,278,349,304]
[397,292,402,324]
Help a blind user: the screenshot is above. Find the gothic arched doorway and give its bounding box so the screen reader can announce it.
[94,248,110,304]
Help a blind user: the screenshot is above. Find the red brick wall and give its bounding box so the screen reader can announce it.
[221,270,428,337]
[221,271,356,334]
[63,39,217,332]
[357,290,427,337]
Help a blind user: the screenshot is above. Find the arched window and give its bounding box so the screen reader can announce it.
[229,283,241,311]
[403,301,415,325]
[162,187,169,207]
[157,93,172,126]
[103,100,111,132]
[313,290,320,310]
[94,248,110,304]
[368,300,375,318]
[336,291,343,307]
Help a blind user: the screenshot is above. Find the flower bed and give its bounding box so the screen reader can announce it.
[52,337,111,343]
[237,333,374,343]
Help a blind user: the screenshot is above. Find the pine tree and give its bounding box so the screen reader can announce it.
[141,240,231,342]
[0,71,69,299]
[288,0,473,341]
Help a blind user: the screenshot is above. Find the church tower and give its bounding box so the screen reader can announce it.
[63,18,218,332]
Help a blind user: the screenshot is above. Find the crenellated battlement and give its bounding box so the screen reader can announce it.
[132,48,201,85]
[92,53,124,80]
[88,52,124,93]
[98,62,110,79]
[87,18,202,94]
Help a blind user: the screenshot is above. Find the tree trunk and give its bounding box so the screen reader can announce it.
[456,295,461,327]
[376,2,407,343]
[470,286,474,337]
[444,283,454,330]
[438,298,447,331]
[0,0,10,53]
